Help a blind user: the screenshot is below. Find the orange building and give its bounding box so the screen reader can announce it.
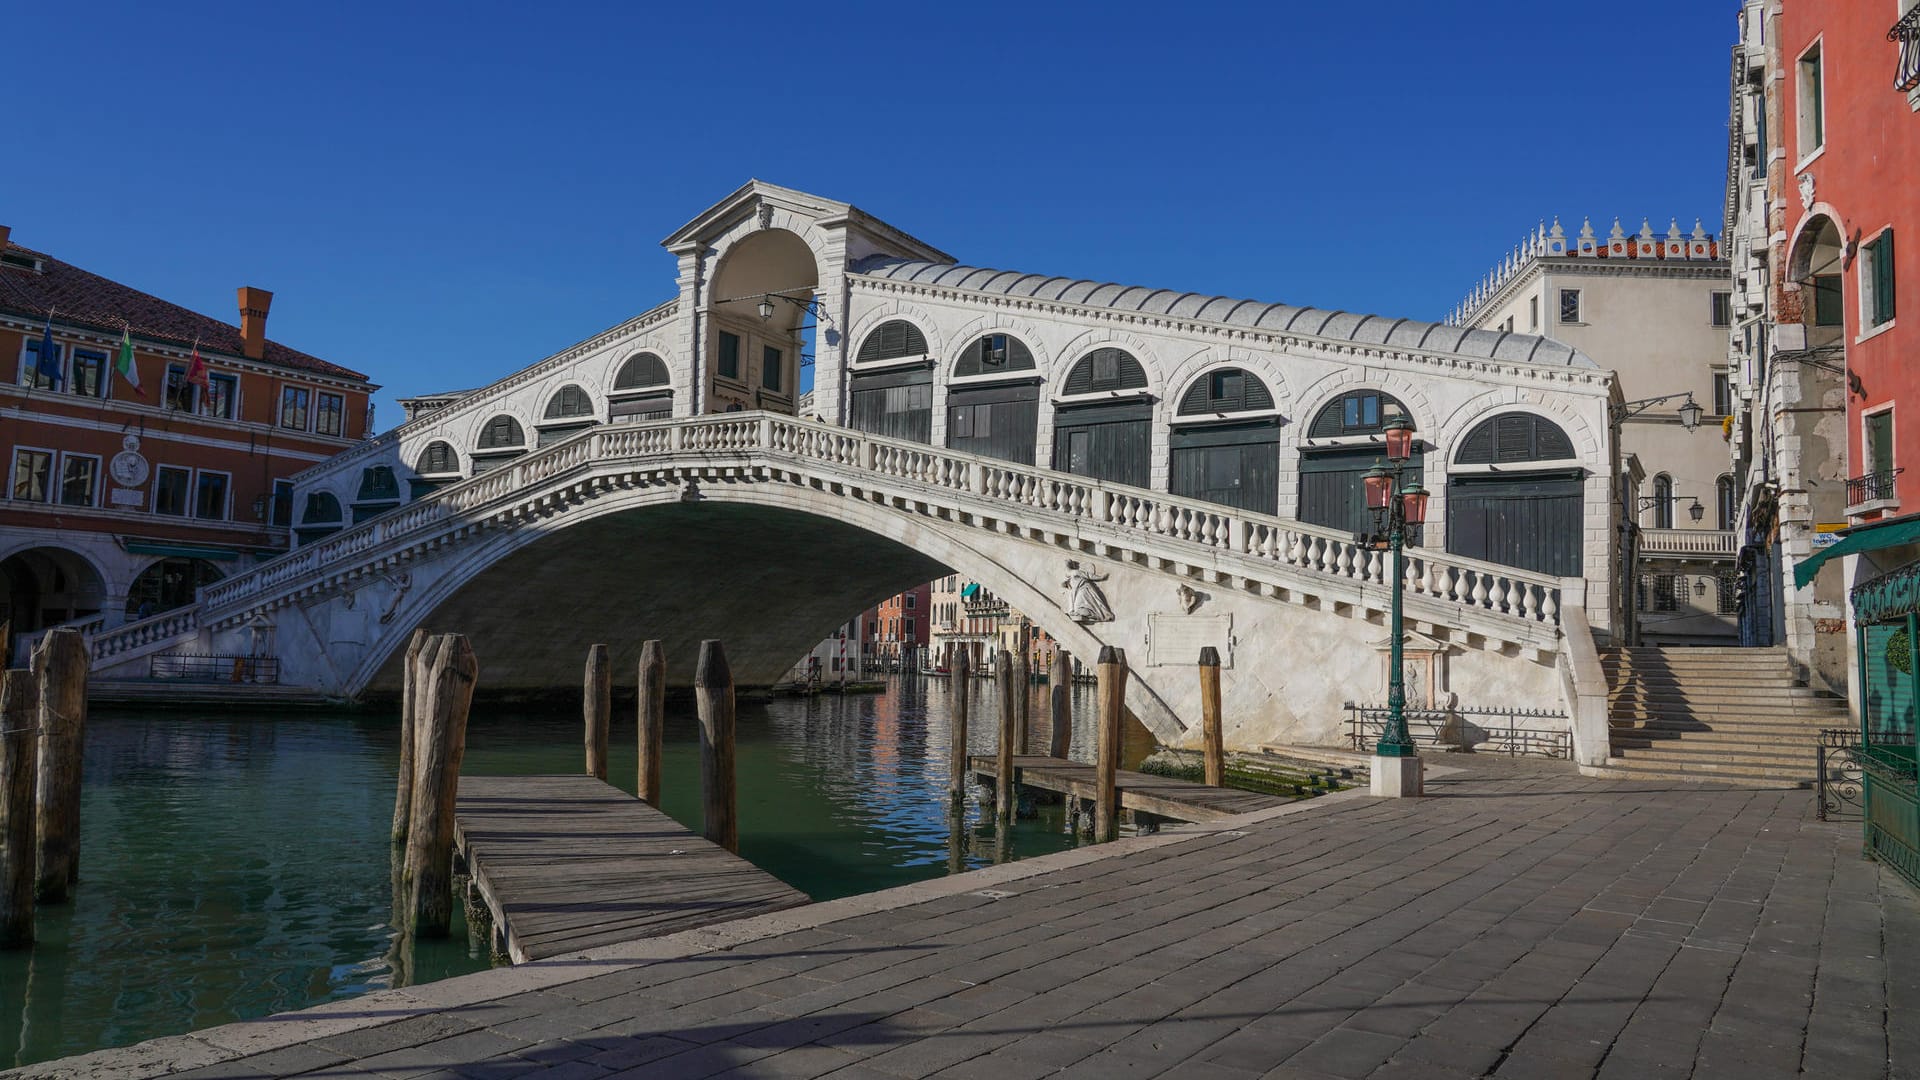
[867,583,929,670]
[0,225,374,649]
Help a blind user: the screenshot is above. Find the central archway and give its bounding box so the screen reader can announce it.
[707,228,819,416]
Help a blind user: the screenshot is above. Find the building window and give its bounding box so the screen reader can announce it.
[1528,296,1539,331]
[1717,474,1736,530]
[194,471,230,520]
[71,349,106,398]
[417,441,459,475]
[1711,291,1733,327]
[718,332,741,381]
[763,346,783,393]
[10,449,52,502]
[272,479,295,527]
[1797,42,1824,157]
[477,415,525,449]
[315,392,345,437]
[1651,474,1674,529]
[1653,573,1679,612]
[1863,230,1897,329]
[1867,409,1895,478]
[280,386,311,430]
[1559,289,1581,323]
[165,364,197,412]
[206,373,238,419]
[905,592,915,609]
[1713,373,1733,416]
[59,453,98,507]
[1717,571,1739,616]
[21,340,61,390]
[153,466,191,516]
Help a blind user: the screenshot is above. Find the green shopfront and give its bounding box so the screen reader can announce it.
[1847,557,1920,889]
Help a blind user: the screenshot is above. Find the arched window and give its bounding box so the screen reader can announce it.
[855,320,929,364]
[476,415,526,450]
[301,492,342,524]
[1307,390,1410,438]
[543,385,594,420]
[1062,348,1149,395]
[613,352,669,390]
[1447,411,1585,576]
[1177,368,1275,415]
[1299,390,1421,536]
[1454,412,1575,465]
[1717,474,1737,530]
[352,466,400,523]
[416,441,459,476]
[1651,474,1675,529]
[952,335,1036,378]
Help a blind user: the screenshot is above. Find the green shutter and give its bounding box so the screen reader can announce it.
[1875,231,1897,326]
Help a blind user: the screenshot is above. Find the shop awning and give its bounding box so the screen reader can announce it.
[960,583,981,599]
[123,541,242,562]
[1794,516,1920,588]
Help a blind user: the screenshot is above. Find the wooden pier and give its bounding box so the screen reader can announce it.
[969,754,1292,822]
[453,774,809,963]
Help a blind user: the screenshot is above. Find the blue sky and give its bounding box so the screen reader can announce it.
[2,1,1735,429]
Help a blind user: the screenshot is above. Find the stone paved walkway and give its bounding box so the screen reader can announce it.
[13,759,1918,1080]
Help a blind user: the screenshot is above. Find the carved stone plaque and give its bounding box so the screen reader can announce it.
[1146,613,1232,668]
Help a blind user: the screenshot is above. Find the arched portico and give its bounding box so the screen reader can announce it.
[703,227,819,416]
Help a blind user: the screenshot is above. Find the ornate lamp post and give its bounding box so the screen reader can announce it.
[1360,416,1431,797]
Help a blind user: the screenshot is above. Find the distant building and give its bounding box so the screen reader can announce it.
[0,225,374,651]
[1450,217,1736,645]
[868,583,928,669]
[789,612,865,686]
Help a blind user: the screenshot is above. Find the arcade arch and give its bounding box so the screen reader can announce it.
[1051,348,1152,487]
[945,333,1040,465]
[1447,411,1583,576]
[1169,367,1280,514]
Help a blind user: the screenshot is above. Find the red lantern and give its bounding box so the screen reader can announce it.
[1400,482,1430,526]
[1383,416,1416,463]
[1364,463,1393,511]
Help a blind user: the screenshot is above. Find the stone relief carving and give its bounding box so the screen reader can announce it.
[1064,561,1113,623]
[1798,171,1815,210]
[380,572,412,625]
[1176,583,1203,614]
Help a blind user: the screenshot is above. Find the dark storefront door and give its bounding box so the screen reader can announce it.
[1446,471,1584,576]
[1170,420,1280,515]
[1052,400,1151,489]
[946,381,1039,465]
[848,365,933,444]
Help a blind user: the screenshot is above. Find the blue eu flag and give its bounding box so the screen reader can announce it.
[36,315,61,389]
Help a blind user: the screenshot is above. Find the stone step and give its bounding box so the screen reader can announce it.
[1609,717,1841,736]
[1605,745,1814,769]
[1607,727,1830,748]
[1606,688,1840,705]
[1606,708,1851,724]
[1583,763,1809,789]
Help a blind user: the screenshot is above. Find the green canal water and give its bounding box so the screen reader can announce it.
[0,674,1143,1069]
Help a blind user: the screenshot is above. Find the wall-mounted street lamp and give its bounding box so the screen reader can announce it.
[1355,415,1430,796]
[1635,495,1707,523]
[1613,392,1705,431]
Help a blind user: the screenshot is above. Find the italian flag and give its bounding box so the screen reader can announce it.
[115,328,144,397]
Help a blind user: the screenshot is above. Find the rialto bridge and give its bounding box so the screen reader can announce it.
[68,182,1628,762]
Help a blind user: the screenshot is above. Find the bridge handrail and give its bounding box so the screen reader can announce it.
[188,412,1565,638]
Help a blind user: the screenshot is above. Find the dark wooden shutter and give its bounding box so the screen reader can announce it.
[614,353,669,390]
[478,416,525,449]
[1178,368,1274,415]
[1052,400,1151,487]
[1445,472,1583,576]
[1456,413,1575,465]
[1064,349,1148,394]
[953,335,1035,378]
[856,321,929,363]
[544,386,593,419]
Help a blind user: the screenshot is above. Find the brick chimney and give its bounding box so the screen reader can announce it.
[0,226,11,250]
[237,286,273,360]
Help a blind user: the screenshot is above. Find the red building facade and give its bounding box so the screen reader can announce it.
[0,226,374,647]
[868,583,929,669]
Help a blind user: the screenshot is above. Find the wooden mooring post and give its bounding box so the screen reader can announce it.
[1093,646,1127,843]
[947,648,970,803]
[1,669,37,947]
[1049,649,1072,759]
[33,629,86,902]
[996,649,1016,825]
[696,640,738,854]
[636,640,665,808]
[404,634,478,937]
[1199,646,1224,787]
[391,629,428,843]
[1012,649,1030,754]
[583,644,610,780]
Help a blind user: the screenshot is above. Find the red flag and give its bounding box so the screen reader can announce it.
[183,343,209,411]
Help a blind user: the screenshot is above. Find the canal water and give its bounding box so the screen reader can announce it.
[0,673,1151,1069]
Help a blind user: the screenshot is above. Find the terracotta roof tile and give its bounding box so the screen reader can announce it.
[0,242,368,381]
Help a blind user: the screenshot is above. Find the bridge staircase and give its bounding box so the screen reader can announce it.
[65,413,1576,695]
[1593,645,1847,787]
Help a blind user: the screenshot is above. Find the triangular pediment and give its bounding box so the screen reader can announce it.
[659,179,953,263]
[1369,629,1450,653]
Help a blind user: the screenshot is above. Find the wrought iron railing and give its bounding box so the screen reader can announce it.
[1343,703,1570,758]
[1817,729,1873,821]
[1892,7,1920,93]
[1845,468,1902,508]
[150,654,281,684]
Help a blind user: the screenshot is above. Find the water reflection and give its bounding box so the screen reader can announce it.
[0,671,1148,1068]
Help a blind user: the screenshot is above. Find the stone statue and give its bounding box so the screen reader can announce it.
[1064,561,1113,624]
[1177,583,1201,614]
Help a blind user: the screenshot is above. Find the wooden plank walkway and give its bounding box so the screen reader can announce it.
[969,754,1292,822]
[453,774,810,963]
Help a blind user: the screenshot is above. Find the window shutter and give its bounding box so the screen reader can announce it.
[857,321,929,363]
[614,353,669,390]
[1878,232,1897,324]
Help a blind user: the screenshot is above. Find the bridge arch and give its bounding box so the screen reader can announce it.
[349,484,1187,737]
[707,227,818,414]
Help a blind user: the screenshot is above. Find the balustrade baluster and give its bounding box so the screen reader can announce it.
[1472,573,1490,609]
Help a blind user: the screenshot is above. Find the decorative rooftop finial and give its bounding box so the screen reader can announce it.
[1690,218,1708,240]
[1550,216,1566,240]
[1609,217,1626,241]
[1667,218,1683,240]
[1638,218,1655,240]
[1579,216,1595,241]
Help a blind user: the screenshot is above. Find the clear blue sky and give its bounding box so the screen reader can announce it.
[2,1,1735,430]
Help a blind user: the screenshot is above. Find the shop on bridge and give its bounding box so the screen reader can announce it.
[848,321,934,444]
[1051,348,1152,488]
[1298,389,1423,539]
[945,334,1039,465]
[1445,412,1584,577]
[1168,367,1280,516]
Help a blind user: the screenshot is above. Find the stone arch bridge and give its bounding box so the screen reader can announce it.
[81,412,1603,758]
